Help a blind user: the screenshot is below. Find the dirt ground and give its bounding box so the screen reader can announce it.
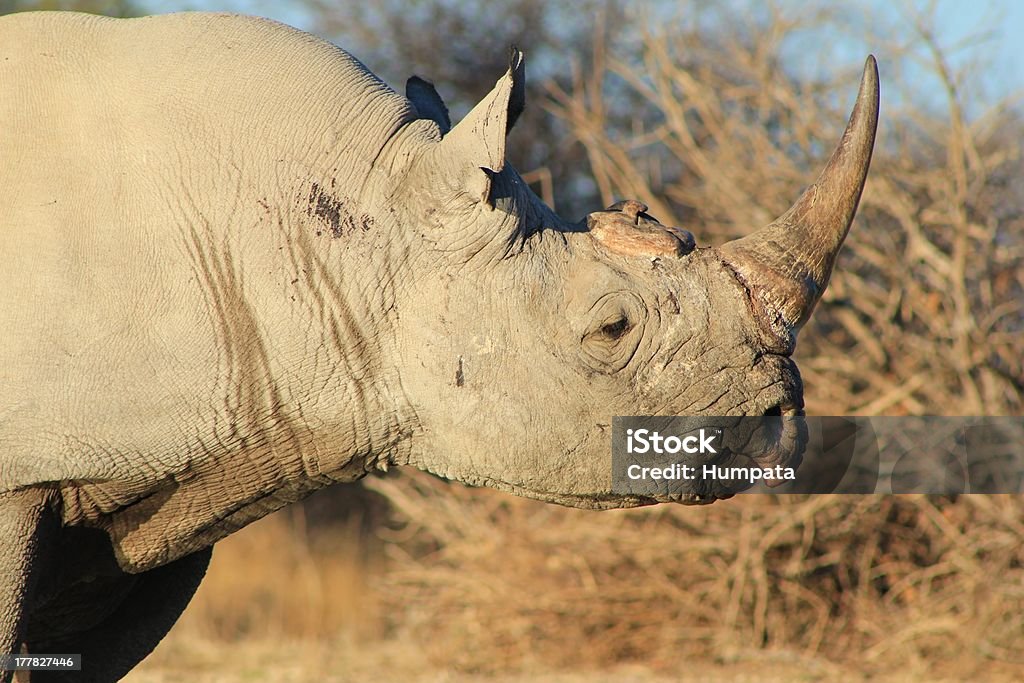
[124,635,898,683]
[128,633,1023,683]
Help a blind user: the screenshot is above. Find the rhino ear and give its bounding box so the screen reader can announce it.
[436,48,525,202]
[504,46,526,132]
[406,76,452,134]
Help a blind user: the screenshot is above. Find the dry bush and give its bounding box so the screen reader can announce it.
[367,473,1024,679]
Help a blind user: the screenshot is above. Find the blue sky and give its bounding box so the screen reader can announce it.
[926,0,1024,97]
[141,0,1024,105]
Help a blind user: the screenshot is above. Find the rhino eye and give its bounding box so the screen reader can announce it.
[599,316,631,340]
[581,293,646,373]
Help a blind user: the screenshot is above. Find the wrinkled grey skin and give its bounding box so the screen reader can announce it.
[0,12,878,681]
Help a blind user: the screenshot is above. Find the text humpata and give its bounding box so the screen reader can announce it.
[625,428,797,483]
[626,463,796,482]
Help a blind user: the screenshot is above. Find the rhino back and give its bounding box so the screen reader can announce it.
[0,12,418,558]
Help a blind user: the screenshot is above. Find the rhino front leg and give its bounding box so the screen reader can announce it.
[27,547,212,683]
[0,487,58,683]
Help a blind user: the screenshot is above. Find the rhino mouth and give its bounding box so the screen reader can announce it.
[751,400,806,477]
[719,399,806,487]
[496,400,807,510]
[658,399,807,505]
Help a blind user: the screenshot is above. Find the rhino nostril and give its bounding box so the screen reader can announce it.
[763,405,782,417]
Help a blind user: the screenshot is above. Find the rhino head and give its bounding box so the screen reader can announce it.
[386,53,878,507]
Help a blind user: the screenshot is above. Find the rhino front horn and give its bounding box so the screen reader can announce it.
[720,56,879,334]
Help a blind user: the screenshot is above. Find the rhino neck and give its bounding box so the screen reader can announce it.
[68,178,422,572]
[121,12,431,483]
[231,179,420,479]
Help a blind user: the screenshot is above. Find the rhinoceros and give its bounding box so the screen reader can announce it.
[0,10,878,681]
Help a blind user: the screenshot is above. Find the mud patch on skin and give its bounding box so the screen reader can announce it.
[306,183,376,238]
[455,356,465,387]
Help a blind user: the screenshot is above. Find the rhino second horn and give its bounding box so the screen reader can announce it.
[720,56,880,333]
[587,208,695,258]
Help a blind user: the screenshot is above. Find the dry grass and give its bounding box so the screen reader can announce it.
[146,480,1024,681]
[366,475,1024,679]
[169,500,383,643]
[143,2,1023,681]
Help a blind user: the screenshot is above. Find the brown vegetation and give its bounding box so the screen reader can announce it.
[135,2,1022,680]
